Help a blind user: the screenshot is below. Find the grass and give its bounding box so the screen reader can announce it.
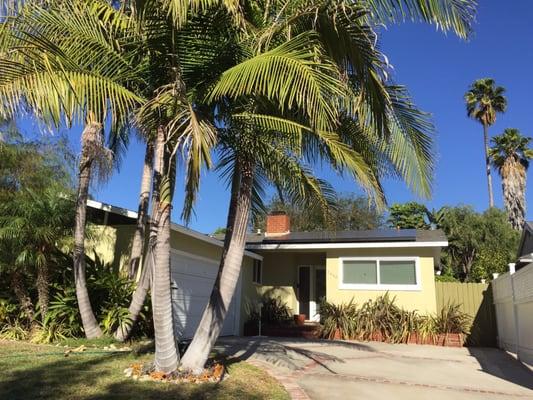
[0,340,289,400]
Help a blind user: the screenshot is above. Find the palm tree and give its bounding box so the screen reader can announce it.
[489,128,533,230]
[113,128,165,341]
[1,0,219,365]
[180,0,476,373]
[0,133,74,325]
[0,187,74,319]
[127,138,154,280]
[0,1,144,338]
[465,78,507,208]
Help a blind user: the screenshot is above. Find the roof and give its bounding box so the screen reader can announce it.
[213,228,447,250]
[516,222,533,269]
[86,199,262,260]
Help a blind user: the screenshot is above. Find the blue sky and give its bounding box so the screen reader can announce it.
[26,1,533,233]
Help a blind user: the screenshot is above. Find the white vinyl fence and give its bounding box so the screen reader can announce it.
[492,262,533,367]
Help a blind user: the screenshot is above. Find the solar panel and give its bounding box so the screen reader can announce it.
[261,229,418,244]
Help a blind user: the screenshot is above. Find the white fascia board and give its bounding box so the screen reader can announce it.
[245,241,448,250]
[86,199,138,219]
[171,223,263,261]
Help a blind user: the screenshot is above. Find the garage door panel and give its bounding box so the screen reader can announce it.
[170,251,236,339]
[171,279,216,295]
[171,253,217,279]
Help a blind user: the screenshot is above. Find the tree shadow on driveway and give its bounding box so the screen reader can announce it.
[215,337,376,373]
[468,347,533,391]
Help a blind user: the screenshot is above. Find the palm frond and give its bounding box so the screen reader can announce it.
[364,0,477,39]
[208,31,346,132]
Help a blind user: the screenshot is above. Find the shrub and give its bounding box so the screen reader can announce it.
[0,299,19,325]
[46,286,83,338]
[30,320,70,344]
[0,299,32,341]
[319,300,359,340]
[0,321,29,341]
[245,296,292,327]
[433,303,470,335]
[260,296,292,325]
[319,295,470,343]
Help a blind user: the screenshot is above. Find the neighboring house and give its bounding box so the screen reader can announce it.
[515,221,533,271]
[87,200,447,338]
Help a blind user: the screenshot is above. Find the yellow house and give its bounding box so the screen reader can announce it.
[88,201,446,337]
[239,213,447,321]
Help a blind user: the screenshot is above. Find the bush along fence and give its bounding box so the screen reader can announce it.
[318,294,470,347]
[435,282,497,347]
[492,262,533,367]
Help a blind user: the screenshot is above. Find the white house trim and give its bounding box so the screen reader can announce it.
[87,199,139,219]
[339,256,422,292]
[246,241,447,251]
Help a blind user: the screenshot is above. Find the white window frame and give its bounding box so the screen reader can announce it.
[339,256,421,291]
[252,260,262,285]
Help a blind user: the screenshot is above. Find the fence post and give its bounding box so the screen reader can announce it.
[508,263,520,360]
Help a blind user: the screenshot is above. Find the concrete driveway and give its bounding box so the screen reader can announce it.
[216,337,533,400]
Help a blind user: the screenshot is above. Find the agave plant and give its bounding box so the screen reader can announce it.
[433,303,471,335]
[319,300,360,340]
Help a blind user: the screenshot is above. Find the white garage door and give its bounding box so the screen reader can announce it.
[170,250,237,339]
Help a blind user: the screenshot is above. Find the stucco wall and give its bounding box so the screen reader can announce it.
[326,248,438,314]
[86,224,135,270]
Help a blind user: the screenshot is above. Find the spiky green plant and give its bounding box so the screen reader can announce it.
[433,303,471,335]
[319,300,360,340]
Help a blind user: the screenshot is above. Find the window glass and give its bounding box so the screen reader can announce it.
[343,260,377,284]
[379,261,416,285]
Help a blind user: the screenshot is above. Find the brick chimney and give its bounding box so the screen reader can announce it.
[265,211,290,237]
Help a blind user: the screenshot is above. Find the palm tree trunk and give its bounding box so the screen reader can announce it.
[152,136,179,373]
[74,122,103,339]
[128,139,154,280]
[114,129,164,341]
[502,160,526,230]
[36,262,49,320]
[483,124,495,208]
[180,159,254,373]
[11,270,36,325]
[152,201,178,372]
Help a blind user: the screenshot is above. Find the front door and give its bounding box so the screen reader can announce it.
[298,266,326,321]
[298,266,310,319]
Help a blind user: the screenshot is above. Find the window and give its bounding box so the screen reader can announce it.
[340,257,420,290]
[252,260,262,284]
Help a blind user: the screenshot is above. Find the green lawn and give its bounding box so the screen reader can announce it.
[0,340,289,400]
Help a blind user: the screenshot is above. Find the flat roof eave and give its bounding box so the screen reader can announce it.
[246,241,448,251]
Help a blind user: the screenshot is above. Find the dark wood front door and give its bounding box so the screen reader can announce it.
[298,267,310,318]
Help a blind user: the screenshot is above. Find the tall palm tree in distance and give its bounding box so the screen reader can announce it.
[465,78,507,208]
[489,128,533,230]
